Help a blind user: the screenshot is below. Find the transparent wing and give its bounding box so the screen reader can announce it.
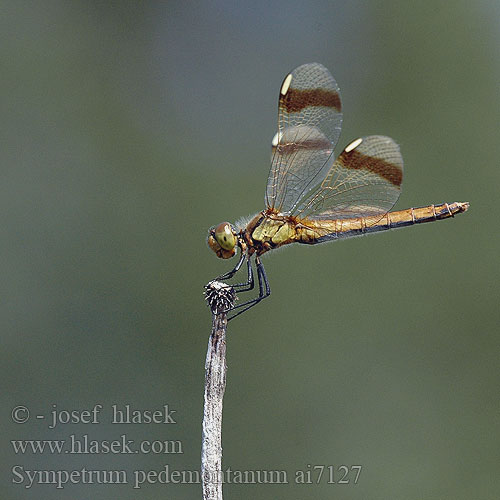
[266,63,343,214]
[294,135,403,221]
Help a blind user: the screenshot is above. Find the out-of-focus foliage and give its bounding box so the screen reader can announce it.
[2,1,499,499]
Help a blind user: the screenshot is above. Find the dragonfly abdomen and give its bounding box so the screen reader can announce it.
[297,202,469,244]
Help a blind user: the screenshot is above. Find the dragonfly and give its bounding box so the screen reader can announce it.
[207,63,469,320]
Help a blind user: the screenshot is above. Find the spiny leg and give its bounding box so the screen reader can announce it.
[231,256,255,291]
[215,251,245,280]
[214,252,254,292]
[227,256,271,321]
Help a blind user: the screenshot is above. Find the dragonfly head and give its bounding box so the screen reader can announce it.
[207,222,237,259]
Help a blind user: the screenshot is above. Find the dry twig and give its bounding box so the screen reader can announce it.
[201,281,236,500]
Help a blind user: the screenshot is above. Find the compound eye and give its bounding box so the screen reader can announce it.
[214,222,236,251]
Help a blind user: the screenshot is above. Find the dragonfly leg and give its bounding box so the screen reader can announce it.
[215,252,245,280]
[227,256,271,321]
[231,256,255,291]
[214,253,254,291]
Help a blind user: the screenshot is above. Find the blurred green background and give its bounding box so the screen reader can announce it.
[2,1,499,499]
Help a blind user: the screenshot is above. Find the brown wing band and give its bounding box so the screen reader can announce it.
[280,88,342,113]
[272,137,333,155]
[338,149,403,187]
